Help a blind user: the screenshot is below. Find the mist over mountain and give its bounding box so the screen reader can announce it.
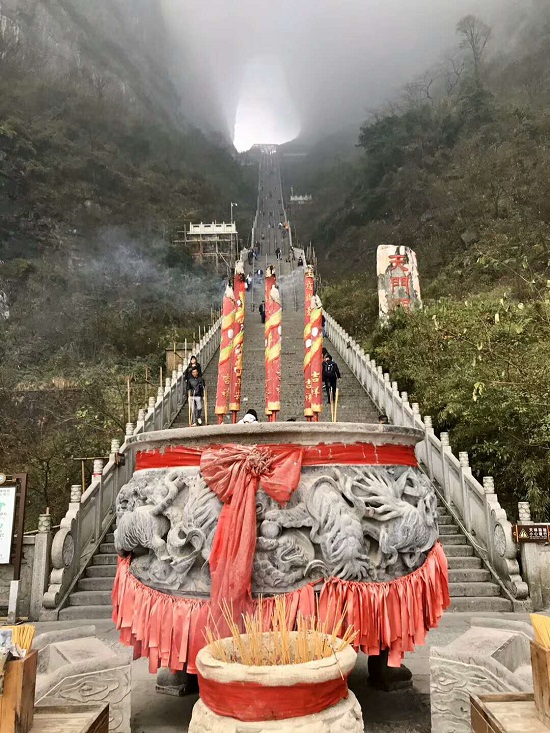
[162,0,525,148]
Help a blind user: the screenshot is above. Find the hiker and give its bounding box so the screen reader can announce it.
[184,355,202,385]
[378,414,390,425]
[188,367,206,426]
[297,256,304,267]
[275,247,281,260]
[322,353,341,405]
[239,408,258,424]
[259,300,266,324]
[322,313,327,337]
[247,250,254,266]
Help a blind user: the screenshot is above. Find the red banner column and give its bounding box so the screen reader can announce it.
[215,285,236,424]
[229,262,246,423]
[265,266,281,421]
[304,267,315,421]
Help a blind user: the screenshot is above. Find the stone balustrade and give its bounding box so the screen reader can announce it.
[40,317,222,619]
[324,312,530,607]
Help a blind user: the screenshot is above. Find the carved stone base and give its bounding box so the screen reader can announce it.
[34,627,131,732]
[367,649,413,692]
[155,668,199,697]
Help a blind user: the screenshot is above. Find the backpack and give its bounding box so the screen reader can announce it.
[323,361,336,378]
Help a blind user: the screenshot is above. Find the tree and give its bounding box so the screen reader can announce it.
[456,15,492,81]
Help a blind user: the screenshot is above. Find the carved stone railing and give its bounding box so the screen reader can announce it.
[40,317,222,619]
[324,312,530,607]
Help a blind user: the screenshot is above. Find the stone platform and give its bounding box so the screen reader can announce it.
[33,611,531,732]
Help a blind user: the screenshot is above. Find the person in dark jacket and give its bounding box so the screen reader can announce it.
[184,356,202,385]
[259,301,266,324]
[322,353,341,405]
[188,367,206,425]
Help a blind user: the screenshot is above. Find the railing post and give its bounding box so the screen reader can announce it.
[483,476,496,565]
[135,409,146,433]
[30,511,52,620]
[391,381,400,424]
[440,432,452,504]
[383,373,390,415]
[518,502,532,523]
[459,452,473,532]
[401,392,409,426]
[157,386,164,429]
[164,377,172,424]
[110,439,121,460]
[93,459,104,541]
[424,416,434,480]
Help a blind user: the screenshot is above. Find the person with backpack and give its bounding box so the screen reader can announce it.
[322,353,341,405]
[188,367,206,426]
[259,300,266,324]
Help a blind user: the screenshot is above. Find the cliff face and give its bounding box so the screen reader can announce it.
[0,0,226,134]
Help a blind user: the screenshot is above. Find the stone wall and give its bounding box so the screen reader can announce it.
[0,535,35,617]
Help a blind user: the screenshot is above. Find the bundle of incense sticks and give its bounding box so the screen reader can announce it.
[531,614,550,649]
[204,595,358,668]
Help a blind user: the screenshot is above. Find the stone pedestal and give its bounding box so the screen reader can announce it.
[34,626,131,733]
[430,618,534,733]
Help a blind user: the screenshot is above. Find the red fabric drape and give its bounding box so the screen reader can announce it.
[112,542,449,675]
[199,445,303,616]
[197,673,349,722]
[135,441,418,470]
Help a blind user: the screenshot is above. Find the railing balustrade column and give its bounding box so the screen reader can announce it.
[483,476,496,565]
[440,432,452,504]
[459,452,473,532]
[424,416,435,480]
[401,392,409,426]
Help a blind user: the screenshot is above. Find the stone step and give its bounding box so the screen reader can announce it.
[86,564,117,578]
[448,568,490,583]
[77,577,115,592]
[448,596,512,612]
[438,515,454,525]
[105,533,115,543]
[438,525,460,535]
[441,543,474,556]
[446,556,482,569]
[69,590,112,606]
[59,605,113,621]
[100,542,116,554]
[440,535,470,546]
[91,553,118,566]
[448,582,500,597]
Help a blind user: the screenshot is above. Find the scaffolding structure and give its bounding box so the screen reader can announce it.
[174,222,238,277]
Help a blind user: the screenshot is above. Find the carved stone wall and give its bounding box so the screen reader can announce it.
[430,620,533,733]
[115,462,439,595]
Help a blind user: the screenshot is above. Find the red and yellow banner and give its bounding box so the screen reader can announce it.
[304,267,323,419]
[304,267,315,419]
[265,266,281,420]
[229,263,246,421]
[215,284,236,423]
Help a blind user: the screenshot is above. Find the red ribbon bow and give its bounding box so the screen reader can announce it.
[200,444,303,618]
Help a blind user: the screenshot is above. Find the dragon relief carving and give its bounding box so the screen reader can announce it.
[115,463,439,594]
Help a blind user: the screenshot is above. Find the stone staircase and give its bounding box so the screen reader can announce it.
[59,530,116,620]
[438,504,512,611]
[57,150,514,620]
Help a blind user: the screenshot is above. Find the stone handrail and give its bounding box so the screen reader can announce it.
[324,312,529,605]
[41,316,222,617]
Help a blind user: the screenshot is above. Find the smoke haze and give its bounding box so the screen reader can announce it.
[162,0,525,149]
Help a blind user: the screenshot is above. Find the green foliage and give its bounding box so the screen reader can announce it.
[369,295,550,520]
[0,22,256,527]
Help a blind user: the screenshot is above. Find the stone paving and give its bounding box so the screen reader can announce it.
[33,611,530,732]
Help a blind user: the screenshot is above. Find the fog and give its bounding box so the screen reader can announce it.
[162,0,528,150]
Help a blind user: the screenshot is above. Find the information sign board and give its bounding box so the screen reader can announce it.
[512,524,550,543]
[0,484,17,564]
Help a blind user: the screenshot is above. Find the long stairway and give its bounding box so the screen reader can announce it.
[58,148,513,620]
